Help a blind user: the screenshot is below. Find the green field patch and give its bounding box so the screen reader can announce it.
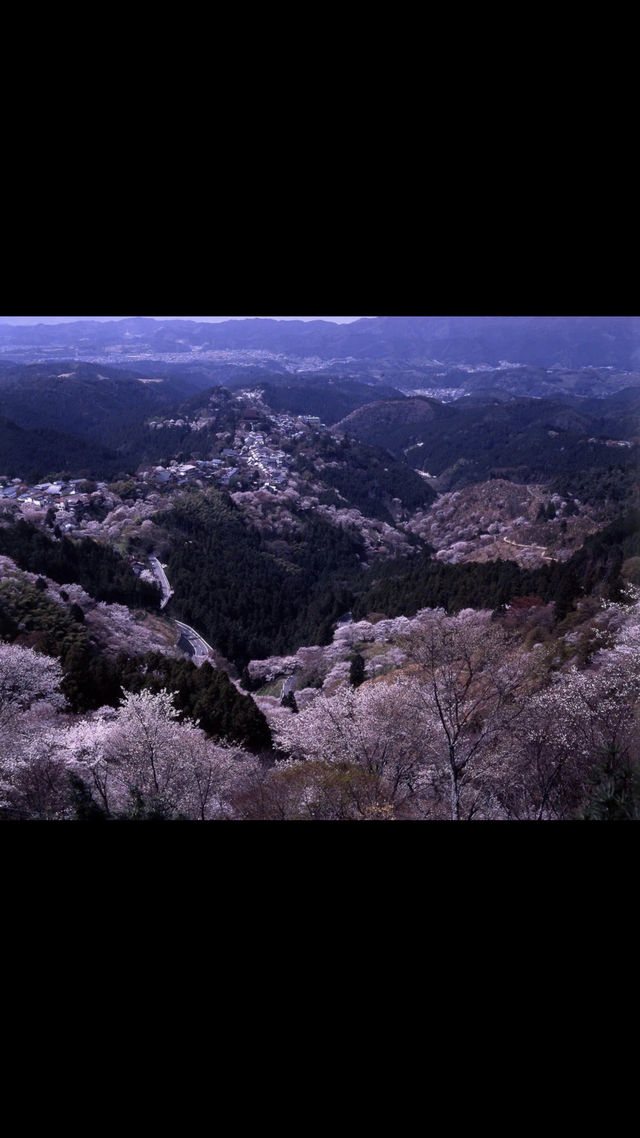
[256,676,285,698]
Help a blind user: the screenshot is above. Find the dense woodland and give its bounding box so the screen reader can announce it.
[157,490,360,667]
[353,510,638,623]
[551,464,640,508]
[0,521,160,608]
[0,416,119,481]
[0,362,212,479]
[0,362,188,441]
[340,395,640,492]
[290,432,436,522]
[157,478,639,670]
[0,573,270,751]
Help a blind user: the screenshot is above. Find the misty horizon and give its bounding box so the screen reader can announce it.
[0,316,371,326]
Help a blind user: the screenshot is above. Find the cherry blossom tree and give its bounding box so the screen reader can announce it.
[490,693,587,820]
[0,728,73,819]
[273,681,432,817]
[63,689,259,819]
[492,593,640,819]
[0,643,65,728]
[398,608,528,820]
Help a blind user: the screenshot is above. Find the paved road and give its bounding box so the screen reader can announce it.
[175,620,216,665]
[148,557,219,666]
[148,555,174,608]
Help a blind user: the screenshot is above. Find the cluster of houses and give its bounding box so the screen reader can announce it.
[147,415,216,431]
[235,429,288,491]
[0,399,335,545]
[144,402,328,496]
[0,476,107,510]
[0,475,118,540]
[591,437,636,449]
[142,459,229,488]
[232,409,328,492]
[84,349,337,370]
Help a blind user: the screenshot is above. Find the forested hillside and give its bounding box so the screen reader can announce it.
[336,397,446,453]
[0,563,271,750]
[156,489,363,667]
[338,394,640,489]
[290,432,436,522]
[353,509,639,621]
[0,521,160,608]
[0,361,192,443]
[0,416,119,481]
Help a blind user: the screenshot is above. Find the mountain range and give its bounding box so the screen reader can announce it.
[2,315,640,370]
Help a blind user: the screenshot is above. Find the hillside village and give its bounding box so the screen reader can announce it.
[0,383,630,708]
[0,398,325,522]
[0,383,613,578]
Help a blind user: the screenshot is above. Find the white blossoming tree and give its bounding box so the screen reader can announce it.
[273,681,432,817]
[398,608,529,820]
[64,689,259,819]
[492,592,640,819]
[0,643,65,728]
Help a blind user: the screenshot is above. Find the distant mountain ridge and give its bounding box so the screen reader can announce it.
[1,316,639,369]
[335,390,640,489]
[0,360,191,441]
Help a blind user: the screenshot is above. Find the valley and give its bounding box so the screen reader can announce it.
[1,315,639,821]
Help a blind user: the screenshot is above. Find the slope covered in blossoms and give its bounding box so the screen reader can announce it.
[2,587,638,820]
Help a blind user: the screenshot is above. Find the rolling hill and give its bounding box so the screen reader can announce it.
[2,315,640,370]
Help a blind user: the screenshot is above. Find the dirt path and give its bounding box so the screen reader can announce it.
[501,536,555,562]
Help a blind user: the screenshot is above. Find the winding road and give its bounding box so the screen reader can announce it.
[148,555,174,608]
[175,620,217,665]
[147,555,215,665]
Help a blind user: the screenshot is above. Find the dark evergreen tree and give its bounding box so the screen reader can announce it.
[349,653,366,688]
[118,788,175,821]
[68,773,108,821]
[554,568,581,624]
[579,746,640,821]
[606,548,625,602]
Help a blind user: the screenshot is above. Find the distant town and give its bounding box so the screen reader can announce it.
[0,399,331,539]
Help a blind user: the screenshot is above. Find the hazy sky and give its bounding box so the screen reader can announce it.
[0,316,369,326]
